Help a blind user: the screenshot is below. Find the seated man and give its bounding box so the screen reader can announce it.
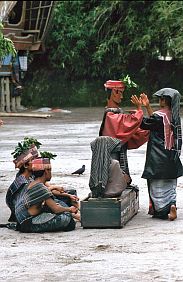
[6,138,40,222]
[6,137,80,223]
[15,158,78,233]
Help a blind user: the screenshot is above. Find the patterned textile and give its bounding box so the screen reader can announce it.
[24,183,53,208]
[31,158,51,171]
[154,108,174,150]
[89,136,122,197]
[119,143,129,175]
[14,145,39,169]
[153,88,182,157]
[6,174,30,207]
[20,213,75,233]
[15,182,53,224]
[6,174,33,221]
[30,213,73,232]
[32,212,56,224]
[18,199,74,233]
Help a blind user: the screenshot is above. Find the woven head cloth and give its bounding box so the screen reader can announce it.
[13,145,39,169]
[104,80,125,90]
[31,158,51,171]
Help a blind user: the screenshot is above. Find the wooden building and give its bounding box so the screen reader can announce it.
[0,1,55,112]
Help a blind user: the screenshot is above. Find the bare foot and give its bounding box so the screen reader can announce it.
[148,199,154,215]
[168,205,177,221]
[148,207,154,216]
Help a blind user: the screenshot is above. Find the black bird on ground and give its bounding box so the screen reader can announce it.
[72,165,85,175]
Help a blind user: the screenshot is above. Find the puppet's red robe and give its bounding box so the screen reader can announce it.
[102,109,149,149]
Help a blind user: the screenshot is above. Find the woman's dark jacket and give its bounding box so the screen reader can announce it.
[140,114,183,179]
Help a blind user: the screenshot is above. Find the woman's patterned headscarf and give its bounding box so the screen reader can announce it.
[153,88,182,156]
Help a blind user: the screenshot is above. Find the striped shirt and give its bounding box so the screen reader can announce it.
[15,182,53,224]
[6,174,33,218]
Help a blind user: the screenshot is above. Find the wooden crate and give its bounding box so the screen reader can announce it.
[80,186,139,228]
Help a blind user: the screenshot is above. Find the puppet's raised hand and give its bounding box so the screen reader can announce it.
[131,95,142,110]
[140,93,149,107]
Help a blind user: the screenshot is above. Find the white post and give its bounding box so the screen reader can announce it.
[0,78,5,112]
[5,77,11,112]
[11,96,16,112]
[16,96,22,111]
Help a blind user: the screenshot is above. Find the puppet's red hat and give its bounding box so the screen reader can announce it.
[104,80,125,89]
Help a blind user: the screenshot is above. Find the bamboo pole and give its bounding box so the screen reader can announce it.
[0,112,52,118]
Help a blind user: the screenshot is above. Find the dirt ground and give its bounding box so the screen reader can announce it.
[0,107,183,282]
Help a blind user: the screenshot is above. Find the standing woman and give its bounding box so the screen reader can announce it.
[133,88,183,220]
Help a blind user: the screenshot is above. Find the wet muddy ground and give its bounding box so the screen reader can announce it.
[0,107,183,282]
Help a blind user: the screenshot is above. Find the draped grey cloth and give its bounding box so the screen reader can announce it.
[89,136,121,197]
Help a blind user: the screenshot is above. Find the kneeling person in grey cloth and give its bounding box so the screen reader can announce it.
[15,158,77,232]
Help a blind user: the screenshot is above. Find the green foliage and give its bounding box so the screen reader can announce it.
[69,81,90,107]
[47,1,96,79]
[46,0,183,81]
[118,74,139,104]
[11,137,42,159]
[0,22,17,60]
[120,75,138,90]
[148,1,183,59]
[23,1,183,108]
[22,66,105,107]
[40,151,57,160]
